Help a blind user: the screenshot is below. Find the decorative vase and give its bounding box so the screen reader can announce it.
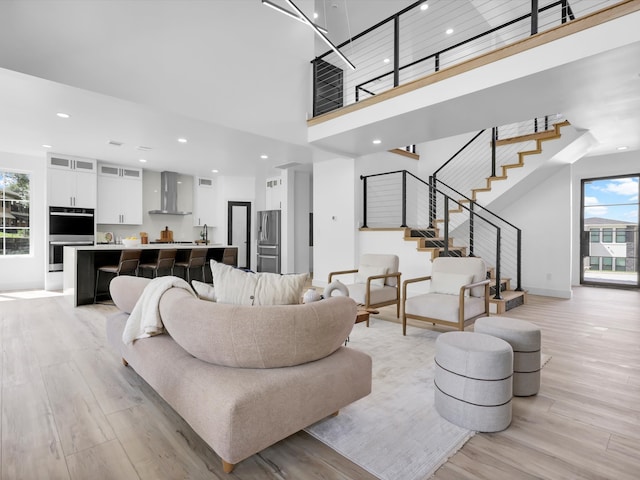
[303,288,322,304]
[323,279,349,298]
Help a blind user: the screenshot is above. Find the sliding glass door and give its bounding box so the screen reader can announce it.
[581,174,639,287]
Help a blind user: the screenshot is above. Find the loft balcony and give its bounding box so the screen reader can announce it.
[307,0,640,158]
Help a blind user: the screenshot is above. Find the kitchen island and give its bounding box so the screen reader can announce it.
[64,244,238,306]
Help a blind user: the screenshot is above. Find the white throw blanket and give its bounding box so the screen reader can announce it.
[122,276,196,345]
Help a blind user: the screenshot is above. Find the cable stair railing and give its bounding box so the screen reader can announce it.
[361,169,510,307]
[360,114,570,311]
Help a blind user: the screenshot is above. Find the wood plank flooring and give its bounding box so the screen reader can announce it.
[0,286,639,479]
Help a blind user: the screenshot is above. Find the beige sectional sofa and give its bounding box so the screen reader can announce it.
[105,276,372,473]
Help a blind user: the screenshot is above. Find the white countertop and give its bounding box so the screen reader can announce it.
[69,243,234,251]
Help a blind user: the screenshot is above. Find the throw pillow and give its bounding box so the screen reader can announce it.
[355,264,388,287]
[191,280,216,302]
[209,260,308,306]
[430,272,474,296]
[210,261,257,305]
[253,272,308,305]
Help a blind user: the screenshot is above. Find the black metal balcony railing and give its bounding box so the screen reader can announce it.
[312,0,613,117]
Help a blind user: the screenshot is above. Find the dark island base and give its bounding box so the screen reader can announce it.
[79,247,237,305]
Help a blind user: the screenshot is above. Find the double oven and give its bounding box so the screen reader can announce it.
[48,206,95,272]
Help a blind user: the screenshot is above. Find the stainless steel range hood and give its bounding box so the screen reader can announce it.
[148,171,192,215]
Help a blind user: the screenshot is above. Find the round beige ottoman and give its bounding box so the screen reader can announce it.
[475,316,541,396]
[434,331,513,432]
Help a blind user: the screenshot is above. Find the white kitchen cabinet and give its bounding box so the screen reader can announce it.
[193,177,216,227]
[97,164,143,225]
[266,176,282,210]
[47,155,97,208]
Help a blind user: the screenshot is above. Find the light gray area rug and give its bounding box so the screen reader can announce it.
[305,319,473,480]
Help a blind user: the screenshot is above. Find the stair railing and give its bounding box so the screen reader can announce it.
[361,170,505,299]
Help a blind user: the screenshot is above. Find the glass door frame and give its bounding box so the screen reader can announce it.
[580,173,639,289]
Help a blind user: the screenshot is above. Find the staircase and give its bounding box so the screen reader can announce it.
[360,116,580,314]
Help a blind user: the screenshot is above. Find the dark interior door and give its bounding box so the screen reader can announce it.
[228,201,251,269]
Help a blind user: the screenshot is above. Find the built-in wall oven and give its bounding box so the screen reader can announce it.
[48,206,95,272]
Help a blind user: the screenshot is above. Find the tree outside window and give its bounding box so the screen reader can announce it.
[0,171,30,255]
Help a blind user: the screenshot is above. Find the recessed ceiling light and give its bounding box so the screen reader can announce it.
[373,139,382,145]
[313,12,318,19]
[177,138,188,143]
[139,158,147,163]
[383,58,390,64]
[42,144,52,149]
[617,146,629,151]
[56,112,70,118]
[260,154,269,159]
[420,3,429,11]
[211,169,219,173]
[446,28,454,35]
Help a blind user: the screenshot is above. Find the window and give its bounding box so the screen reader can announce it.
[602,228,613,243]
[615,258,626,271]
[0,171,30,255]
[602,257,613,271]
[589,257,599,270]
[589,229,600,242]
[616,228,627,243]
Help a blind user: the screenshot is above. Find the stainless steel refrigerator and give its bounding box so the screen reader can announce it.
[257,210,281,273]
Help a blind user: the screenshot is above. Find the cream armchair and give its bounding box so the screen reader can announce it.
[402,257,490,334]
[328,254,401,324]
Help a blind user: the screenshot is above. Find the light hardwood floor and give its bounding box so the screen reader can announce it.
[1,286,639,479]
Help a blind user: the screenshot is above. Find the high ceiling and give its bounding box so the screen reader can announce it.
[0,0,638,179]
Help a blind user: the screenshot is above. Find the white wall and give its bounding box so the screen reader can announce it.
[294,171,311,274]
[215,175,256,269]
[0,151,46,291]
[499,164,573,298]
[571,151,639,285]
[313,156,357,286]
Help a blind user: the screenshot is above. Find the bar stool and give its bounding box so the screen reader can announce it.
[173,248,208,283]
[138,248,177,278]
[94,249,142,303]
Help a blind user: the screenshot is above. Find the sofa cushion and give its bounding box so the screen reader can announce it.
[210,261,257,305]
[159,287,357,368]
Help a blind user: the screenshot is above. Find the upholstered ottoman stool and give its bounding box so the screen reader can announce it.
[475,316,541,396]
[434,331,513,432]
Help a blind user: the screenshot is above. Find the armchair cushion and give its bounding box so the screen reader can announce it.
[431,272,474,297]
[355,264,388,287]
[405,293,487,324]
[347,283,398,306]
[359,254,399,287]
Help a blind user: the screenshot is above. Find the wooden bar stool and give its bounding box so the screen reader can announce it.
[174,248,208,283]
[94,249,142,303]
[138,248,177,278]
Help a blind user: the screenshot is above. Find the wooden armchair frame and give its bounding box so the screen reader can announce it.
[402,275,490,334]
[328,269,402,322]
